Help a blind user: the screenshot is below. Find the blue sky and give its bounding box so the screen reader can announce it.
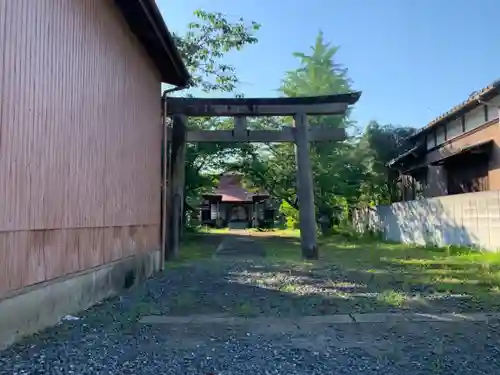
[158,0,499,129]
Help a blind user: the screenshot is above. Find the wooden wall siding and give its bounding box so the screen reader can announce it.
[0,225,160,296]
[0,0,163,295]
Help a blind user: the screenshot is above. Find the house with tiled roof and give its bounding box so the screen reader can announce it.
[389,80,500,201]
[200,172,276,228]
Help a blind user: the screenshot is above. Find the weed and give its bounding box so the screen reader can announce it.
[235,301,256,317]
[172,292,197,310]
[377,290,407,307]
[279,283,299,293]
[128,300,160,320]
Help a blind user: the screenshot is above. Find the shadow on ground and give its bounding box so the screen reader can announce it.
[175,231,500,314]
[65,231,500,329]
[2,231,500,374]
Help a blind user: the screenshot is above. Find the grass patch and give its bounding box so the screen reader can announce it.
[198,226,230,234]
[249,228,301,237]
[258,229,304,263]
[171,292,198,310]
[279,283,300,293]
[320,236,500,301]
[244,229,500,310]
[128,300,162,320]
[165,233,214,268]
[235,301,257,317]
[173,228,500,311]
[377,290,408,307]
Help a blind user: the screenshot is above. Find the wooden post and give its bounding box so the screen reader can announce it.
[234,116,247,138]
[178,139,187,240]
[216,201,220,227]
[171,115,187,258]
[251,202,255,228]
[294,112,318,259]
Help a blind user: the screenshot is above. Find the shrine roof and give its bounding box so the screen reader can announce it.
[203,173,269,202]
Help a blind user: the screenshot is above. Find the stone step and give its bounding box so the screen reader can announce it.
[228,221,249,230]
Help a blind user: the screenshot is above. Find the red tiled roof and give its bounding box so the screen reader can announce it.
[206,174,268,202]
[214,188,252,202]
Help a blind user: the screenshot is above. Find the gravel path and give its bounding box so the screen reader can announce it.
[1,234,500,374]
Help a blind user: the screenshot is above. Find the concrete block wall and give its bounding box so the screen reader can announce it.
[354,190,500,250]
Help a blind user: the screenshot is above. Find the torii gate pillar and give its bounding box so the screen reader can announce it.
[294,112,318,259]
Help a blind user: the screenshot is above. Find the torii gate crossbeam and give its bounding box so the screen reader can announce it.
[163,92,361,260]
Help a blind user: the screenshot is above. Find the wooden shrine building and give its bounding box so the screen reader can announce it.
[200,172,275,229]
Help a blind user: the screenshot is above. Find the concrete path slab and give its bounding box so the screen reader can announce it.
[140,314,355,325]
[350,312,408,323]
[405,312,499,322]
[140,312,500,325]
[214,234,266,258]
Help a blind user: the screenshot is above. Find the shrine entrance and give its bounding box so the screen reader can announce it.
[161,92,361,260]
[226,205,248,230]
[229,205,248,222]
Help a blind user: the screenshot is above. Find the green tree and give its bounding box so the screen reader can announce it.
[171,10,261,210]
[175,20,415,231]
[357,121,415,204]
[239,31,364,222]
[245,33,416,218]
[173,10,260,93]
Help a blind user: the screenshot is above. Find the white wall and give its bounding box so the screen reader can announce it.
[446,118,462,140]
[465,105,486,132]
[210,204,218,219]
[487,95,500,121]
[354,190,500,250]
[436,125,446,145]
[427,134,435,150]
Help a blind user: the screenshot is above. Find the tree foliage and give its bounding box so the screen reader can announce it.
[356,121,415,204]
[229,31,415,220]
[232,32,364,217]
[173,10,260,93]
[175,13,415,227]
[172,10,261,206]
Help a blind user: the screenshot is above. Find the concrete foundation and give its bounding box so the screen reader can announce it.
[0,250,161,350]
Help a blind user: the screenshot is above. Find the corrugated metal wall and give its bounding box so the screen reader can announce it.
[0,0,162,296]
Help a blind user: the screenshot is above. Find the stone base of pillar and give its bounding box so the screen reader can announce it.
[302,244,319,260]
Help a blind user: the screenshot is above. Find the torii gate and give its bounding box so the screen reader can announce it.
[161,92,361,261]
